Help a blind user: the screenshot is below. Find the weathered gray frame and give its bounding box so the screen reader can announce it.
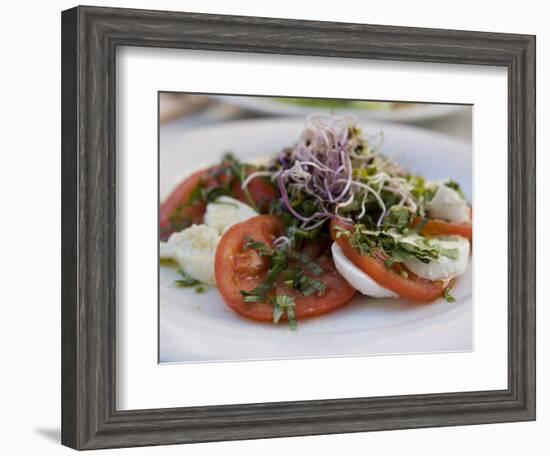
[61,5,536,450]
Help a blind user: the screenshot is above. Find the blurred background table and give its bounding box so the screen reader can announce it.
[159,93,472,143]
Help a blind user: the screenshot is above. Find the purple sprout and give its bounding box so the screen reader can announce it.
[242,114,406,231]
[274,115,361,229]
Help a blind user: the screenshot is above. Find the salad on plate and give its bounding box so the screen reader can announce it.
[160,115,472,330]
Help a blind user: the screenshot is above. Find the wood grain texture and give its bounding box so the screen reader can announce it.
[61,5,536,450]
[61,7,78,449]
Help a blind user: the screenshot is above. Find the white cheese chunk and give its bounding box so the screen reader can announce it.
[160,224,220,285]
[403,235,470,281]
[159,197,256,286]
[331,243,398,298]
[159,241,173,259]
[204,196,257,234]
[426,183,470,223]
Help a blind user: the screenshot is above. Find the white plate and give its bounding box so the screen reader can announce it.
[213,96,468,123]
[159,118,472,363]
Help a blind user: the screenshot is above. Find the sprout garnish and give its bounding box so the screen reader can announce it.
[242,114,424,234]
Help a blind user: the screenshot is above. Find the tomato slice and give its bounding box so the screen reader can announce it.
[231,170,277,213]
[160,164,277,241]
[159,168,209,241]
[412,214,472,241]
[215,215,356,322]
[330,220,449,302]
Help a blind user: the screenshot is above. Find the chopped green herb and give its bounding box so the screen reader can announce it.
[409,175,437,216]
[297,276,327,296]
[333,225,351,239]
[174,270,200,287]
[223,152,259,211]
[159,258,178,267]
[243,236,270,256]
[439,247,460,260]
[282,267,300,289]
[290,271,327,296]
[445,180,466,199]
[383,206,412,233]
[289,251,323,275]
[286,307,297,331]
[348,223,460,267]
[271,295,297,330]
[203,186,229,202]
[272,305,285,324]
[239,247,288,303]
[173,271,208,293]
[168,185,205,231]
[238,234,328,329]
[443,287,456,302]
[240,290,264,303]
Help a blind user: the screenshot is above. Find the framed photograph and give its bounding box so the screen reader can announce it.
[61,5,536,450]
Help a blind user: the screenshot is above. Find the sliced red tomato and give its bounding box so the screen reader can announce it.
[231,175,276,213]
[159,168,209,241]
[159,164,277,241]
[413,218,472,241]
[330,220,450,302]
[215,215,356,322]
[411,211,472,242]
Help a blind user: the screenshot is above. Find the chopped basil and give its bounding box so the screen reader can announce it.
[348,223,459,266]
[239,242,327,304]
[174,270,201,287]
[239,247,288,302]
[296,276,327,296]
[439,247,460,260]
[174,272,209,293]
[167,153,275,233]
[284,270,327,296]
[423,187,437,204]
[272,304,285,324]
[286,308,297,331]
[203,186,229,202]
[243,236,270,256]
[168,185,204,231]
[383,206,412,233]
[445,180,466,199]
[409,175,436,216]
[333,225,351,239]
[238,234,329,330]
[443,287,456,302]
[223,152,259,211]
[271,295,297,330]
[240,290,264,303]
[289,251,323,276]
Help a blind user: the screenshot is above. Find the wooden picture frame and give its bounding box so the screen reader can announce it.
[61,5,536,450]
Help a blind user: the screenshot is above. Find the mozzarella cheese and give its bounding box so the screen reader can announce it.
[160,224,220,285]
[331,243,398,298]
[159,240,173,259]
[402,235,470,281]
[426,183,470,223]
[332,233,469,298]
[159,197,257,284]
[204,196,257,234]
